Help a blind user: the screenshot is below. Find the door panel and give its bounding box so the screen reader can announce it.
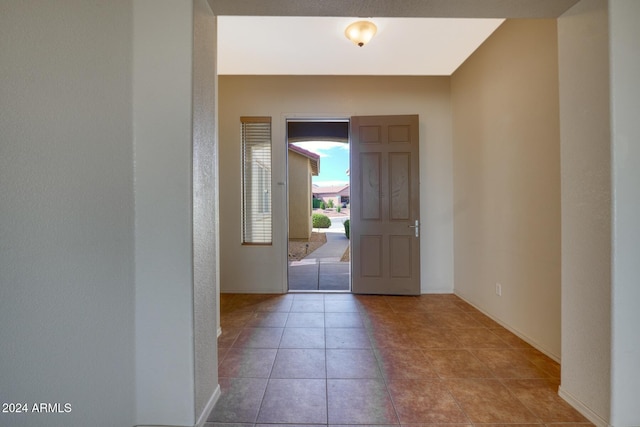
[389,152,410,220]
[360,235,383,277]
[360,152,382,220]
[351,115,420,295]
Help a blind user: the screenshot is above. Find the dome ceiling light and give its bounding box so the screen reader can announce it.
[344,20,377,47]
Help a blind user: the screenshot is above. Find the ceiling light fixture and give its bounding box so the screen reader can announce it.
[344,20,377,47]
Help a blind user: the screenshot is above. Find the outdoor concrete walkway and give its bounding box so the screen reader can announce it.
[288,221,350,291]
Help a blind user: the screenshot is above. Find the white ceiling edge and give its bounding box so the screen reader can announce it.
[217,17,504,76]
[209,0,580,19]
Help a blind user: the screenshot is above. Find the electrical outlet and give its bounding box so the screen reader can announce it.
[495,283,502,296]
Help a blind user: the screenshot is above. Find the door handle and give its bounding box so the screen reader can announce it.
[408,220,419,237]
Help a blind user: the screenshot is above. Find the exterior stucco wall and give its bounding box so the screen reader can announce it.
[289,151,313,240]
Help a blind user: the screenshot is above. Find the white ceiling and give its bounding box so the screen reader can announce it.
[217,17,504,76]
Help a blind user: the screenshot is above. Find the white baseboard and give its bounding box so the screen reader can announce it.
[422,287,454,294]
[134,385,221,427]
[196,384,221,427]
[559,386,610,427]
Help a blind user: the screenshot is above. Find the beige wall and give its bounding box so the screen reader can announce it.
[451,20,562,358]
[557,1,612,424]
[288,151,313,239]
[219,75,454,293]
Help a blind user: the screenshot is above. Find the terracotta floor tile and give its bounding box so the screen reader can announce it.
[208,423,254,427]
[221,311,254,329]
[245,311,289,328]
[222,294,261,311]
[292,293,325,299]
[324,311,364,328]
[327,349,381,378]
[253,295,294,312]
[467,310,503,328]
[375,347,438,380]
[363,313,410,331]
[218,327,241,348]
[229,294,279,312]
[409,327,462,349]
[385,296,429,312]
[472,348,553,379]
[387,379,470,424]
[452,328,511,348]
[218,348,277,378]
[332,425,398,427]
[290,299,325,312]
[232,327,284,349]
[327,379,398,424]
[452,299,478,312]
[428,311,484,329]
[325,299,360,312]
[354,295,393,312]
[256,425,325,427]
[324,293,356,300]
[219,295,237,313]
[215,294,581,427]
[394,311,433,329]
[279,327,325,348]
[490,326,536,349]
[326,327,371,348]
[399,424,472,427]
[370,327,416,349]
[504,378,589,423]
[522,348,562,379]
[424,349,494,379]
[207,377,267,423]
[285,312,324,328]
[270,348,325,379]
[257,378,327,424]
[475,424,543,427]
[545,424,595,427]
[444,378,539,423]
[218,347,229,366]
[421,298,465,312]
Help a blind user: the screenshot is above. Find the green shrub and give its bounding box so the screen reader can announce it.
[320,201,326,210]
[312,213,331,228]
[328,199,334,208]
[336,205,341,213]
[344,219,350,239]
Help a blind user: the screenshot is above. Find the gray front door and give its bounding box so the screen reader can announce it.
[350,115,421,295]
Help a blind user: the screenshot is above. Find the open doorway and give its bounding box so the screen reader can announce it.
[286,119,351,292]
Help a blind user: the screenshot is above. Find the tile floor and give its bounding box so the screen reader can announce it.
[207,293,593,427]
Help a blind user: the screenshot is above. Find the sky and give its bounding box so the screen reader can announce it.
[292,141,350,187]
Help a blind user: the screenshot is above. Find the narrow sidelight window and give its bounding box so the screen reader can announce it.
[241,116,272,244]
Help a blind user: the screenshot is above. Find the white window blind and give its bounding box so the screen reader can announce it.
[241,117,272,244]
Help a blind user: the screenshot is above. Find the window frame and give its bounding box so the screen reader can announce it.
[240,116,273,245]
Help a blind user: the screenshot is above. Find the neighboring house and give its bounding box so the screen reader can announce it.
[288,144,319,239]
[313,184,350,207]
